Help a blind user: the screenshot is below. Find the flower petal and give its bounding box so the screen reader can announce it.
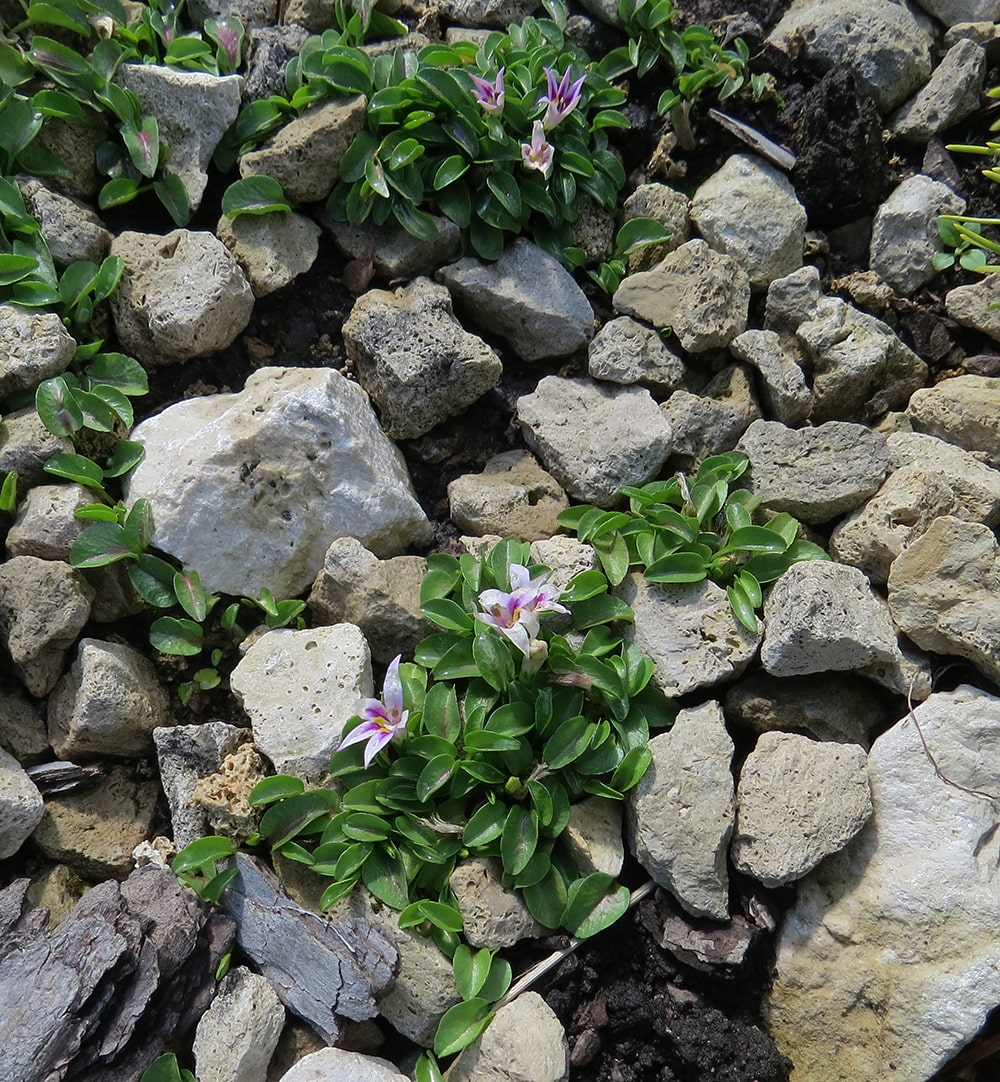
[363,727,393,769]
[382,654,404,716]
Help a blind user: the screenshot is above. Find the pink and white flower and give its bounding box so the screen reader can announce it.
[469,67,506,117]
[475,563,569,660]
[538,66,585,130]
[521,121,554,178]
[338,654,409,768]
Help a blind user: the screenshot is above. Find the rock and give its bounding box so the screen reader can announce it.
[324,214,461,280]
[5,482,89,560]
[869,174,966,295]
[765,264,823,335]
[447,992,569,1082]
[46,638,172,760]
[308,538,431,665]
[448,450,568,541]
[946,274,1000,343]
[619,573,761,698]
[764,685,1000,1082]
[690,153,806,289]
[887,515,1000,685]
[761,561,900,677]
[437,238,594,362]
[528,535,599,595]
[0,747,44,860]
[915,0,1000,27]
[627,702,735,921]
[189,743,268,845]
[516,376,673,508]
[450,857,545,946]
[613,239,751,353]
[15,176,111,266]
[342,277,502,439]
[905,374,1000,467]
[242,24,310,101]
[192,966,285,1082]
[640,891,762,976]
[723,671,886,747]
[621,183,690,272]
[0,556,93,696]
[110,229,254,366]
[189,0,278,27]
[0,407,72,494]
[31,763,159,880]
[434,0,537,29]
[117,64,241,212]
[124,366,431,597]
[216,210,321,297]
[660,364,761,468]
[0,304,76,397]
[737,419,889,524]
[587,315,687,390]
[943,18,1000,45]
[729,330,811,426]
[731,733,872,887]
[275,1047,410,1081]
[0,685,48,764]
[892,37,986,142]
[154,722,253,849]
[767,0,933,113]
[238,96,368,204]
[569,195,615,263]
[230,624,372,781]
[564,796,624,877]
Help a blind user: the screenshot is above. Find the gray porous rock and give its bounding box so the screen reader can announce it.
[660,364,761,468]
[110,229,254,366]
[564,796,624,877]
[216,210,321,297]
[448,450,568,541]
[731,733,872,887]
[614,239,750,353]
[946,273,1000,343]
[192,966,285,1082]
[887,515,1000,685]
[765,685,1000,1081]
[905,374,1000,467]
[761,561,900,677]
[914,0,1000,27]
[0,685,48,764]
[437,238,595,361]
[238,96,368,204]
[588,316,687,390]
[124,366,431,597]
[621,183,690,271]
[434,0,538,29]
[0,305,75,398]
[188,0,278,27]
[344,277,502,440]
[737,419,889,524]
[30,114,107,202]
[230,624,373,781]
[450,857,545,948]
[241,24,311,101]
[516,376,673,508]
[691,153,807,289]
[15,176,111,266]
[0,407,72,494]
[764,264,823,335]
[325,214,461,280]
[0,747,44,861]
[46,638,172,760]
[729,330,811,425]
[891,37,986,142]
[627,702,735,920]
[275,1048,410,1082]
[4,483,89,561]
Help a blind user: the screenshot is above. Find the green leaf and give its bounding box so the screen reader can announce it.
[422,597,474,632]
[416,753,455,801]
[611,744,652,792]
[259,791,335,848]
[171,835,235,873]
[572,881,630,938]
[0,253,42,286]
[543,715,594,770]
[222,175,291,218]
[127,553,178,607]
[69,521,134,568]
[154,173,191,226]
[725,525,789,553]
[433,998,493,1058]
[422,682,462,742]
[727,579,758,632]
[320,877,360,909]
[362,846,409,908]
[44,451,105,490]
[453,944,493,1000]
[463,800,506,847]
[644,551,709,583]
[561,871,616,934]
[249,774,307,806]
[479,953,512,1002]
[173,568,213,622]
[500,805,537,876]
[35,377,83,437]
[149,616,204,656]
[616,216,671,255]
[139,1053,190,1082]
[414,1052,445,1082]
[571,594,634,629]
[463,729,520,753]
[433,153,470,189]
[400,899,464,933]
[472,628,516,691]
[523,864,567,928]
[99,176,141,210]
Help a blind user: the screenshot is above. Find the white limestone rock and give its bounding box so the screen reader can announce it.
[193,966,285,1082]
[905,374,1000,467]
[0,746,44,860]
[275,1047,409,1082]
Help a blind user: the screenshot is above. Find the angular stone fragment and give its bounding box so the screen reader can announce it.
[588,315,687,390]
[0,407,72,494]
[892,38,985,142]
[621,182,690,271]
[905,374,1000,467]
[448,993,569,1082]
[660,364,760,467]
[343,277,502,439]
[275,1048,409,1082]
[0,304,76,397]
[450,857,544,947]
[0,747,44,860]
[732,733,872,887]
[627,702,735,920]
[614,239,750,353]
[124,366,431,597]
[516,376,673,507]
[16,176,111,266]
[5,483,89,560]
[216,209,321,297]
[325,215,462,281]
[564,797,624,878]
[0,685,48,764]
[192,966,285,1082]
[729,329,811,426]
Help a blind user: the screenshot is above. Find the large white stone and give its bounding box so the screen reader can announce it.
[124,366,431,598]
[0,745,44,860]
[765,685,1000,1081]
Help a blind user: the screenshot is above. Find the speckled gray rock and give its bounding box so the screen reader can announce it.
[5,483,89,560]
[915,0,1000,26]
[189,0,278,27]
[434,0,537,28]
[0,746,44,860]
[450,857,544,946]
[437,238,594,361]
[905,374,1000,467]
[275,1048,409,1082]
[691,153,806,289]
[0,685,48,764]
[764,264,823,334]
[888,515,1000,685]
[661,364,761,468]
[447,992,569,1082]
[737,419,889,524]
[343,277,502,439]
[216,210,321,297]
[230,624,373,781]
[0,556,93,696]
[619,574,761,697]
[729,330,811,425]
[614,239,751,353]
[0,407,72,493]
[124,366,431,597]
[767,0,933,113]
[448,450,568,541]
[732,733,872,887]
[308,537,431,666]
[564,796,624,877]
[0,305,75,397]
[516,377,673,508]
[622,183,690,271]
[869,174,966,295]
[117,64,241,212]
[238,96,367,204]
[110,229,254,366]
[627,702,735,920]
[46,638,172,760]
[588,316,687,390]
[892,37,985,142]
[761,561,899,677]
[193,967,285,1082]
[15,176,111,266]
[945,273,1000,343]
[325,214,461,280]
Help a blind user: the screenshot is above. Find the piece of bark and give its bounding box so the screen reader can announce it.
[224,854,398,1044]
[0,867,234,1082]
